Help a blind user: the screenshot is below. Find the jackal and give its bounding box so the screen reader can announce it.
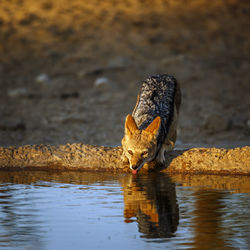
[122,74,181,173]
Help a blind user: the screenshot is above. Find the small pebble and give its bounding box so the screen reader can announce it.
[35,73,49,83]
[94,77,112,88]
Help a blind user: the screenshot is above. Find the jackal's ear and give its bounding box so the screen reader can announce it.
[145,116,161,136]
[125,114,138,134]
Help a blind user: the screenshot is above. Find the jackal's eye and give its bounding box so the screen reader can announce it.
[141,151,148,157]
[128,150,133,155]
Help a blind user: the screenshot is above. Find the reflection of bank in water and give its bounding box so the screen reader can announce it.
[121,174,179,239]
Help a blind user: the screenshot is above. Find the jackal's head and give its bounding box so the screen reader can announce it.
[121,114,161,173]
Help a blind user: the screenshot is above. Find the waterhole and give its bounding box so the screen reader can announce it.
[0,171,249,249]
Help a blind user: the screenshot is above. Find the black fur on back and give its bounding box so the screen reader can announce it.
[132,74,178,147]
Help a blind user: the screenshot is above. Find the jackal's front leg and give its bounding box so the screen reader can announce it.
[157,139,175,164]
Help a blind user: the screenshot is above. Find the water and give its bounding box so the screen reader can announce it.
[0,171,249,250]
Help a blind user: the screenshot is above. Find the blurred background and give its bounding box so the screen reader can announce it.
[0,0,249,147]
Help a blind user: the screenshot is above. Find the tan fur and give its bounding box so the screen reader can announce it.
[122,115,162,171]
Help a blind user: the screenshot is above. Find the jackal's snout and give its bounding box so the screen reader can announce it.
[131,165,138,170]
[129,157,144,171]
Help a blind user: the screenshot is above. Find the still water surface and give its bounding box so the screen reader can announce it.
[0,171,249,250]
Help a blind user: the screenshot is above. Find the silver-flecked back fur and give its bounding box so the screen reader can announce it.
[132,74,180,151]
